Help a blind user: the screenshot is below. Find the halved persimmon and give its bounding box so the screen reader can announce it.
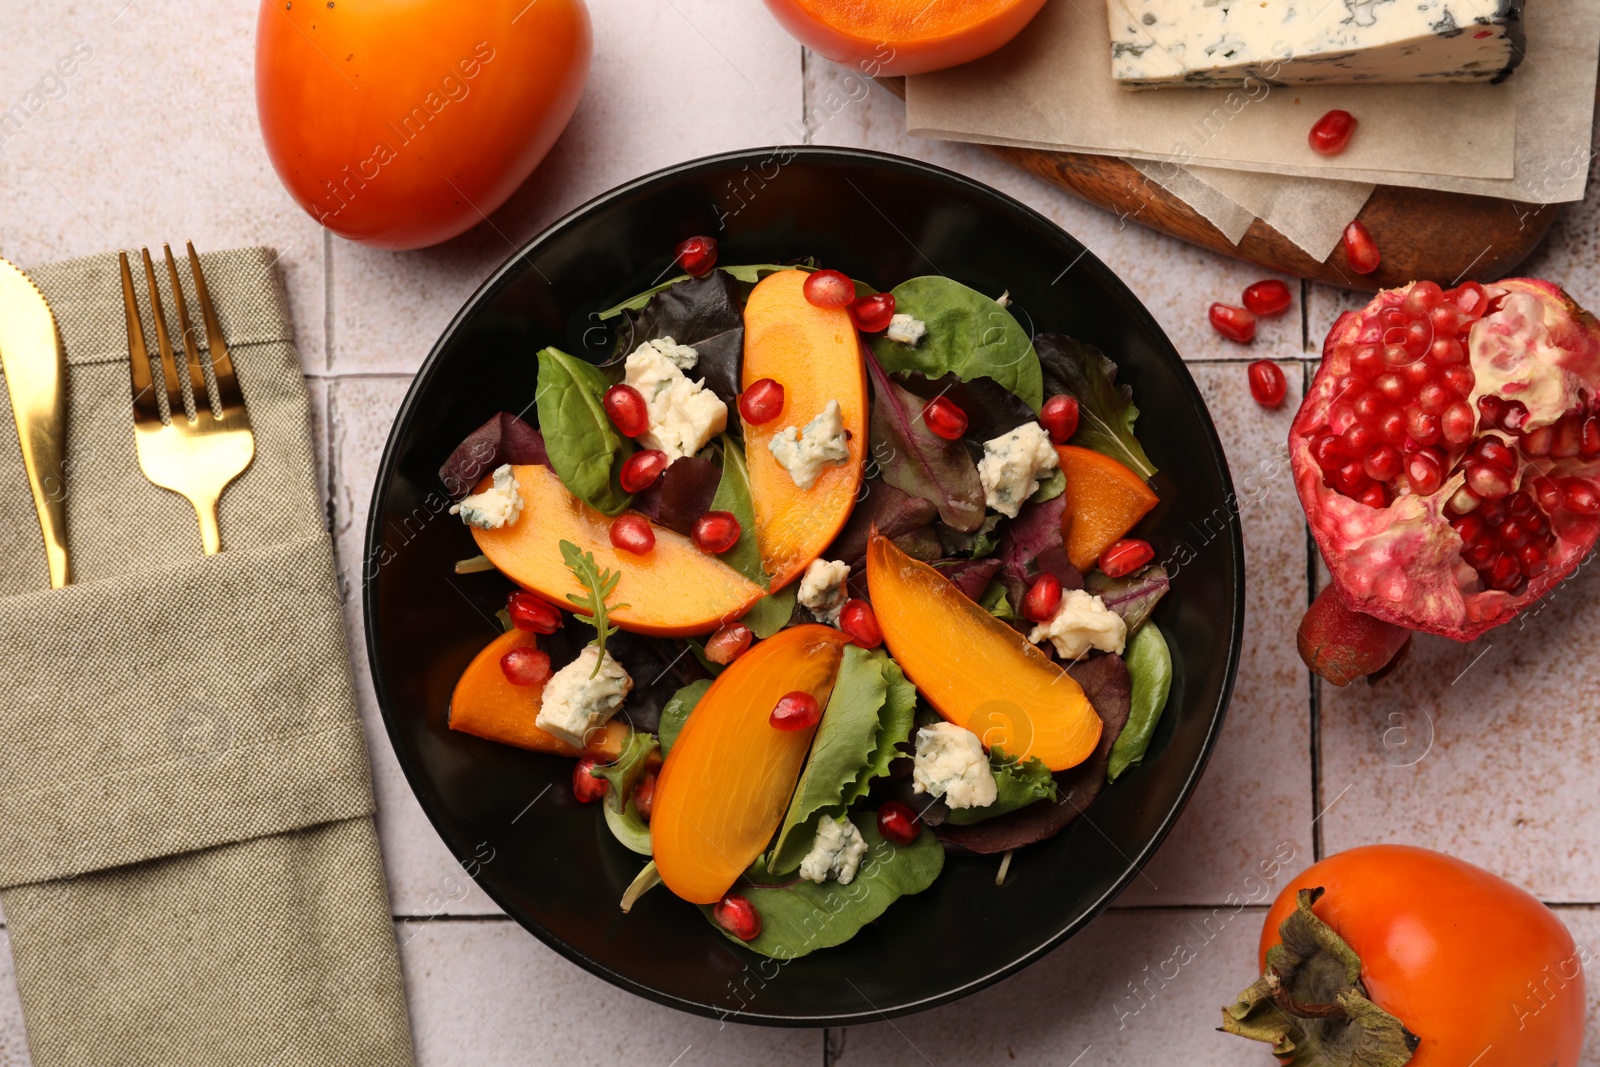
[1056,445,1159,572]
[741,270,867,590]
[448,628,627,757]
[471,464,765,637]
[652,624,850,904]
[866,531,1101,771]
[762,0,1047,77]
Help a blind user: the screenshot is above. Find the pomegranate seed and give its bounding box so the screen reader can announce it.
[691,511,741,554]
[1531,475,1563,513]
[609,514,656,555]
[1441,402,1476,446]
[1562,478,1600,515]
[1476,436,1517,473]
[1502,401,1530,432]
[573,757,609,804]
[848,293,896,333]
[1040,394,1081,443]
[1407,409,1441,447]
[1243,279,1293,316]
[803,269,855,309]
[713,893,761,941]
[769,690,822,731]
[1477,395,1507,430]
[1332,461,1368,496]
[838,599,883,649]
[1520,544,1549,577]
[1417,382,1450,413]
[674,235,717,278]
[1376,409,1406,445]
[1308,110,1358,155]
[1022,573,1063,622]
[704,622,753,665]
[1403,280,1443,315]
[1582,415,1600,456]
[1343,221,1381,275]
[1451,282,1489,321]
[500,646,552,687]
[922,396,969,439]
[507,591,562,634]
[1466,462,1513,501]
[603,383,650,438]
[1311,434,1344,472]
[1247,360,1287,407]
[1450,486,1481,514]
[1356,483,1389,509]
[1442,366,1475,397]
[1552,413,1582,458]
[1428,337,1465,366]
[1351,346,1384,379]
[1363,444,1401,482]
[1208,303,1256,343]
[1099,539,1154,578]
[738,378,785,425]
[1406,450,1444,495]
[633,770,656,820]
[1353,391,1384,422]
[877,801,920,846]
[1521,425,1554,456]
[619,449,669,493]
[1374,373,1406,403]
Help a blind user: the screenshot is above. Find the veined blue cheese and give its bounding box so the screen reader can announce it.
[767,400,851,490]
[912,722,997,810]
[797,558,852,625]
[534,644,633,748]
[1108,1,1524,89]
[448,464,523,529]
[799,816,869,885]
[624,340,727,462]
[977,423,1058,518]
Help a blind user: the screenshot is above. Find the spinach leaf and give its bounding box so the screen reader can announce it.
[739,585,798,639]
[602,799,653,856]
[591,730,657,814]
[870,277,1044,411]
[944,748,1057,825]
[866,349,986,533]
[1035,333,1157,480]
[703,814,943,959]
[536,347,634,514]
[769,647,913,873]
[659,679,712,757]
[1108,623,1173,782]
[609,271,745,405]
[1086,564,1170,635]
[709,435,766,587]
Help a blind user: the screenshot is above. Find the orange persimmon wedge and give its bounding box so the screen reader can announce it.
[471,464,765,637]
[866,531,1101,771]
[448,628,627,758]
[742,270,868,590]
[652,624,850,904]
[762,0,1048,77]
[1056,445,1160,572]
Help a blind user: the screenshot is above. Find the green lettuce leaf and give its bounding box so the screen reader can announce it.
[1035,333,1157,479]
[602,799,652,856]
[535,347,634,514]
[591,730,657,815]
[944,747,1058,825]
[1108,622,1173,782]
[702,813,943,959]
[1029,467,1065,504]
[869,276,1044,411]
[659,679,712,757]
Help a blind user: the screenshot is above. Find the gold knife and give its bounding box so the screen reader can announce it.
[0,257,69,588]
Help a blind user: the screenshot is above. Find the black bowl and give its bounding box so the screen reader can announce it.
[363,147,1244,1025]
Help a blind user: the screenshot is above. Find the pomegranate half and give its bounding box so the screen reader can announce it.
[1293,279,1600,684]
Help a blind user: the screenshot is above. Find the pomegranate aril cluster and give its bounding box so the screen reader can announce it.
[1448,489,1555,595]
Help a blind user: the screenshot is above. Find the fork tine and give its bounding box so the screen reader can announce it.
[140,247,188,422]
[185,242,244,412]
[120,252,161,424]
[163,243,212,417]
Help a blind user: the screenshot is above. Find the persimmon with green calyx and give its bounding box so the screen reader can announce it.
[448,628,626,757]
[1055,445,1159,572]
[1224,845,1584,1067]
[652,625,850,905]
[741,270,867,590]
[761,0,1047,77]
[470,465,764,637]
[865,531,1101,771]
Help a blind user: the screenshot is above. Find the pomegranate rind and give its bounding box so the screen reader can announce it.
[1292,279,1600,642]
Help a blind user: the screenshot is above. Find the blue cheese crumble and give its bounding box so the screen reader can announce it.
[977,423,1059,518]
[448,464,523,529]
[534,643,634,748]
[797,558,851,625]
[1029,589,1128,659]
[624,340,727,462]
[767,399,851,490]
[885,314,927,347]
[798,815,868,885]
[912,722,997,810]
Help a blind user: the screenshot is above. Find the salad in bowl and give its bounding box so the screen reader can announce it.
[437,237,1174,959]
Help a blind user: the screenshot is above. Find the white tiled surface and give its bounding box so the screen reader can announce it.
[2,2,1599,1064]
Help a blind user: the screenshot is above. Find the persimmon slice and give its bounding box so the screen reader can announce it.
[652,624,850,904]
[1056,445,1159,572]
[447,628,627,757]
[866,531,1102,771]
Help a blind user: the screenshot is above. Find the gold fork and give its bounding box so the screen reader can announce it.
[121,243,254,554]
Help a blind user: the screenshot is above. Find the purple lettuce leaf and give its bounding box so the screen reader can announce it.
[995,495,1083,607]
[866,350,987,534]
[439,412,549,498]
[827,481,940,567]
[1085,564,1170,633]
[610,271,743,406]
[933,557,1003,602]
[893,371,1036,443]
[631,455,722,536]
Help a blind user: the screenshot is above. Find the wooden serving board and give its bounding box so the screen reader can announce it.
[878,79,1557,293]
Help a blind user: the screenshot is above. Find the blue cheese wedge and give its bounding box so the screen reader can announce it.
[534,643,633,748]
[1108,1,1525,89]
[767,399,851,490]
[798,816,869,885]
[448,464,523,529]
[624,340,727,462]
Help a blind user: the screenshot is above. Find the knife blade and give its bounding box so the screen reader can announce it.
[0,256,69,588]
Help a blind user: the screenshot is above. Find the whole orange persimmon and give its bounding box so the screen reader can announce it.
[254,0,590,249]
[1224,845,1585,1067]
[762,0,1046,77]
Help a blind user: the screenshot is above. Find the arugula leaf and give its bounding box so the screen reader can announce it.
[944,747,1057,825]
[1086,564,1170,635]
[659,678,712,757]
[1108,623,1173,782]
[602,799,653,856]
[560,540,629,673]
[1035,333,1157,479]
[702,813,943,959]
[591,729,658,815]
[536,347,634,514]
[865,349,986,533]
[869,277,1044,411]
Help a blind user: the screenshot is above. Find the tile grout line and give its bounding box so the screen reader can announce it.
[1300,278,1313,353]
[800,47,813,144]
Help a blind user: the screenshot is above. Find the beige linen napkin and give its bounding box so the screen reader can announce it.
[0,248,415,1067]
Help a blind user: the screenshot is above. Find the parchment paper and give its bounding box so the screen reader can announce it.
[1184,166,1376,258]
[1126,158,1256,245]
